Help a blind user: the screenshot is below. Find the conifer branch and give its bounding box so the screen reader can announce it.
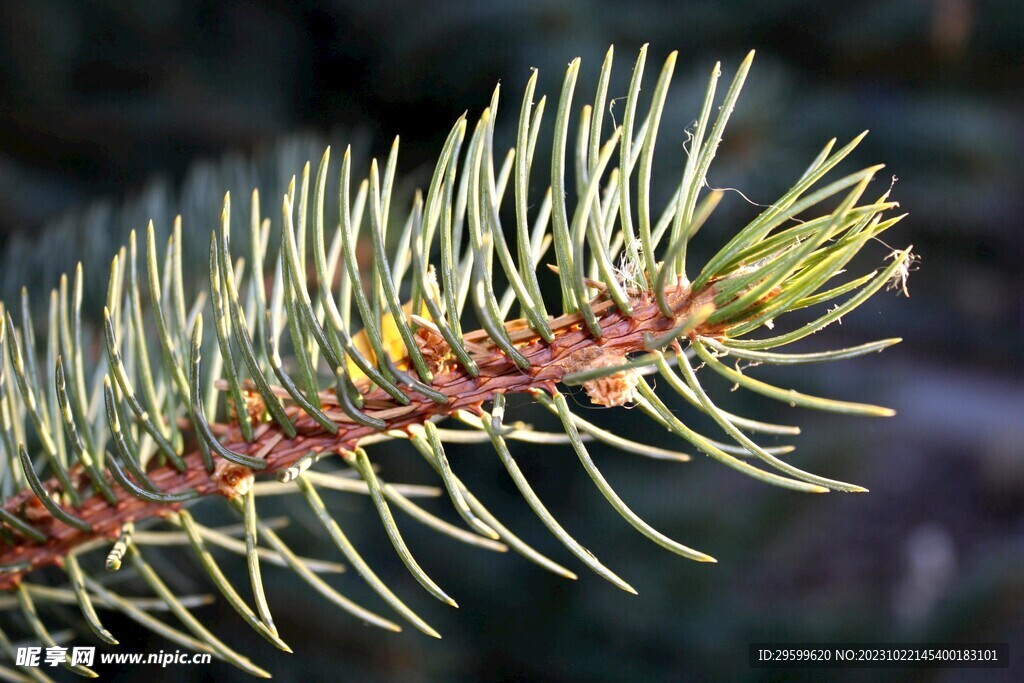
[0,45,911,677]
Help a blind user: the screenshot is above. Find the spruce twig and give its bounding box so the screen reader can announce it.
[0,45,911,678]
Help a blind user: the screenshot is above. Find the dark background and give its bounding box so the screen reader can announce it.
[1,1,1022,681]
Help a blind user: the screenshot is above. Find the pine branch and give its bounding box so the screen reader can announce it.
[0,45,912,677]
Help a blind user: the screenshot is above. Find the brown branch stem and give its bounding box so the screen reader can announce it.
[0,289,707,591]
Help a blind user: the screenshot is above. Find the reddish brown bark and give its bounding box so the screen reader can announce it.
[0,290,704,590]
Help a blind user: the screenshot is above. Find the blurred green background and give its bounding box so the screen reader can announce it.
[0,1,1021,681]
